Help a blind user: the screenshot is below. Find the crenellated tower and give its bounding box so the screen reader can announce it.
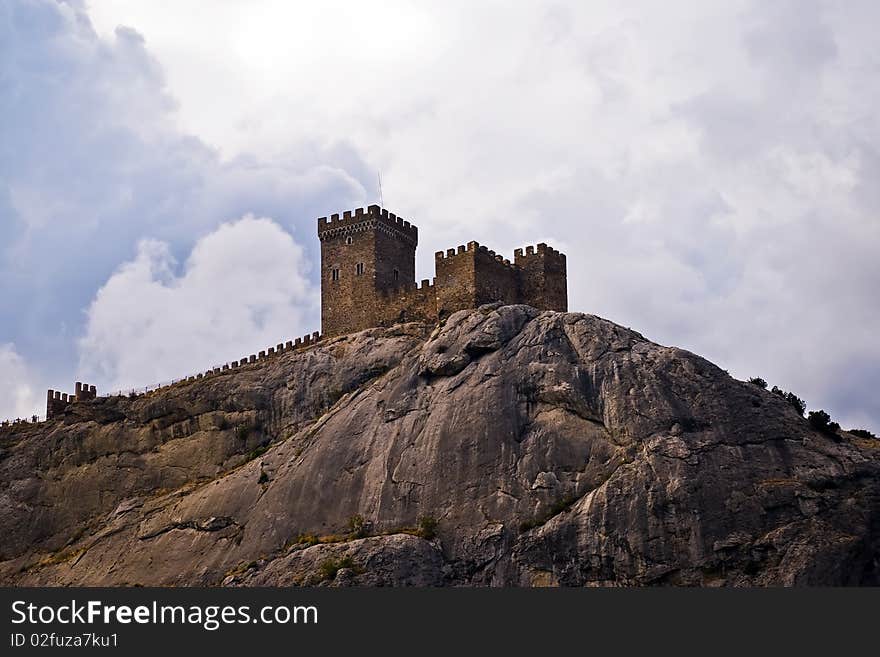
[318,205,418,337]
[514,243,568,312]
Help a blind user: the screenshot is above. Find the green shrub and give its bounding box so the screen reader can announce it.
[347,514,368,538]
[318,556,357,581]
[849,428,877,440]
[245,444,268,462]
[234,423,250,441]
[258,469,269,484]
[770,385,806,416]
[416,515,439,540]
[748,377,768,389]
[294,533,320,547]
[808,410,840,436]
[785,392,806,416]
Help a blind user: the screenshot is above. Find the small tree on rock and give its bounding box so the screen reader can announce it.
[784,392,806,417]
[808,410,840,436]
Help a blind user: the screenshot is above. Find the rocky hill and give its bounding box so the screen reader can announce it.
[1,305,878,586]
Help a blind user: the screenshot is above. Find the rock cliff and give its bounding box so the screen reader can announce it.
[1,305,877,586]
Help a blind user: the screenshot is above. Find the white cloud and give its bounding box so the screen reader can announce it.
[78,216,318,391]
[0,345,39,421]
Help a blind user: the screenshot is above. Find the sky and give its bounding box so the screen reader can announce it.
[1,0,878,431]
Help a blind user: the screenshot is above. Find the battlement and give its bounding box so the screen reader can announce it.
[74,381,97,401]
[435,242,479,261]
[475,244,514,269]
[394,278,436,293]
[48,390,70,403]
[513,242,566,261]
[318,204,418,245]
[228,331,323,375]
[47,382,98,419]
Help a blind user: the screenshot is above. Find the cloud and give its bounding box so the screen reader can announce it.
[0,345,39,421]
[78,216,318,391]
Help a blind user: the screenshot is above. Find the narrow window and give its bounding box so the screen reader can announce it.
[331,267,340,281]
[345,236,353,245]
[356,262,365,276]
[393,268,399,281]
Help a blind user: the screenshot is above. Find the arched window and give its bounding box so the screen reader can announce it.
[356,262,365,276]
[393,268,399,281]
[345,236,353,245]
[331,267,340,281]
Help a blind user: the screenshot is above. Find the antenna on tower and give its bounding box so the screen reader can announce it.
[378,171,384,208]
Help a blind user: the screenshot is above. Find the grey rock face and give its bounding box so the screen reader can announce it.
[1,306,877,586]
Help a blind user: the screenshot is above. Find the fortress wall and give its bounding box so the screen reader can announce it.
[473,246,521,307]
[514,243,568,311]
[47,382,98,418]
[434,242,478,317]
[74,382,97,402]
[234,330,322,369]
[46,390,68,419]
[374,279,438,327]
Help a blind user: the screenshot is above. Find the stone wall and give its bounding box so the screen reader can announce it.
[374,279,438,327]
[473,246,520,307]
[434,243,478,317]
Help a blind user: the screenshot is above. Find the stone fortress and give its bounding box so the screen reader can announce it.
[32,205,566,421]
[319,204,567,337]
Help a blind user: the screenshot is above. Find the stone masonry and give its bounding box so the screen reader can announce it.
[319,205,567,337]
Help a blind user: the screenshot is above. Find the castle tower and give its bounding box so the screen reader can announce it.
[514,243,568,312]
[318,205,418,337]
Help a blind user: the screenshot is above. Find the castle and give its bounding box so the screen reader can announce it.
[319,205,567,336]
[34,204,565,421]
